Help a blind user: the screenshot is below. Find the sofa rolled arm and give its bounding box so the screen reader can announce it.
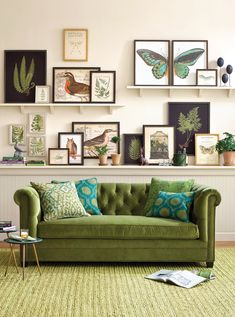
[191,184,221,243]
[14,187,41,238]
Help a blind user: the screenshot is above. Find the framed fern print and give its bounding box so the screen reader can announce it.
[90,71,116,103]
[9,124,26,145]
[172,41,208,86]
[28,113,46,134]
[195,134,219,166]
[168,102,210,155]
[134,40,170,86]
[123,134,143,165]
[4,50,47,103]
[28,136,46,157]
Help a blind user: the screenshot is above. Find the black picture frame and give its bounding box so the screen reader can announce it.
[196,69,218,86]
[168,102,210,155]
[4,50,47,103]
[58,132,84,165]
[72,122,120,158]
[48,148,69,166]
[123,134,143,165]
[53,67,100,103]
[134,40,170,86]
[90,71,116,103]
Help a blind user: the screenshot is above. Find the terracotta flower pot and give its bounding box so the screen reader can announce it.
[98,154,108,166]
[111,153,121,166]
[223,151,235,166]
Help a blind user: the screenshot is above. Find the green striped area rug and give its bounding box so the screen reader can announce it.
[0,248,234,317]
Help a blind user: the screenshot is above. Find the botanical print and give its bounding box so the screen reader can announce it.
[196,69,217,86]
[28,113,46,134]
[5,50,47,103]
[28,136,46,157]
[143,126,174,164]
[72,122,120,158]
[48,148,69,165]
[172,41,208,85]
[168,102,210,155]
[58,133,83,165]
[9,124,26,145]
[90,71,115,103]
[53,67,100,103]
[195,134,219,165]
[35,86,50,103]
[64,29,88,61]
[123,134,143,165]
[134,40,170,85]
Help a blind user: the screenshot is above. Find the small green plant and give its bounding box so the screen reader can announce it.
[216,132,235,154]
[111,136,121,144]
[95,145,109,156]
[13,56,35,96]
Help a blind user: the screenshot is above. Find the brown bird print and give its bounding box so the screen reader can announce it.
[63,72,89,101]
[84,129,116,156]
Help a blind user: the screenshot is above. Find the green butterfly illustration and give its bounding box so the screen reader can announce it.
[174,48,205,79]
[200,145,215,155]
[137,49,168,79]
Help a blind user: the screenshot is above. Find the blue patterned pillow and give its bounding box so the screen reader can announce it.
[146,191,195,222]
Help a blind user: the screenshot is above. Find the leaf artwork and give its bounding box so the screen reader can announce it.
[128,138,141,160]
[11,125,24,144]
[29,137,45,156]
[95,78,110,98]
[177,107,202,149]
[31,114,44,133]
[13,56,35,95]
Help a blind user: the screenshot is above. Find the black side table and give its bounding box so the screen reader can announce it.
[4,238,43,280]
[0,229,19,275]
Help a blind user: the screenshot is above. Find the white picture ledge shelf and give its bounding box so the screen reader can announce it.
[0,103,125,114]
[127,85,235,98]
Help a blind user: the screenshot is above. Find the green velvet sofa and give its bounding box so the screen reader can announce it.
[14,182,221,267]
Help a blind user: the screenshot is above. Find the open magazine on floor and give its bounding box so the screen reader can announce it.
[145,269,215,288]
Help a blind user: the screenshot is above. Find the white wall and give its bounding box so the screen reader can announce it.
[0,0,235,163]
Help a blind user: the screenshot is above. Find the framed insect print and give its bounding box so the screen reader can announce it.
[48,148,69,165]
[53,67,100,103]
[72,122,120,158]
[134,40,170,86]
[123,134,143,165]
[195,134,219,165]
[58,132,84,165]
[5,50,47,103]
[143,125,175,165]
[196,69,217,86]
[172,41,208,86]
[90,71,116,103]
[63,29,88,61]
[168,102,210,155]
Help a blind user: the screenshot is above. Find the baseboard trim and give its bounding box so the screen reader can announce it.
[215,232,235,241]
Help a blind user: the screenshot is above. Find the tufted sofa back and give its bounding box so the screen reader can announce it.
[97,183,150,215]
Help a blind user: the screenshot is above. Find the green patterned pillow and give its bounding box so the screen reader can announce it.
[144,178,194,214]
[31,181,87,221]
[146,191,195,222]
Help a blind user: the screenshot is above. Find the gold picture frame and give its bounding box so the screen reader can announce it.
[63,29,88,61]
[195,134,220,166]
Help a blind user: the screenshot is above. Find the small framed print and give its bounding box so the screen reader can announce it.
[90,71,116,103]
[195,134,219,166]
[9,124,26,145]
[63,29,88,61]
[48,148,69,165]
[196,69,218,86]
[28,136,46,157]
[58,132,84,165]
[143,125,175,165]
[123,134,143,165]
[35,85,50,103]
[28,113,46,134]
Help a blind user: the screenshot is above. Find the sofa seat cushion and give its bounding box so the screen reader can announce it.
[38,215,199,240]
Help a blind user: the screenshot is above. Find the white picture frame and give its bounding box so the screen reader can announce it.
[195,134,220,166]
[35,85,50,103]
[28,136,46,157]
[63,29,88,61]
[28,113,46,134]
[9,124,26,145]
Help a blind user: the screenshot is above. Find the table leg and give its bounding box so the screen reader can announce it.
[5,246,13,276]
[10,244,19,273]
[32,244,42,275]
[22,244,25,281]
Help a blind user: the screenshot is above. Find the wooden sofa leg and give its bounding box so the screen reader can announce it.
[206,261,214,268]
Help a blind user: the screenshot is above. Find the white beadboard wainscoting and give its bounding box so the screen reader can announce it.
[0,166,234,241]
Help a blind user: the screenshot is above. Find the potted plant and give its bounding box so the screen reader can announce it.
[110,136,121,165]
[95,145,109,165]
[216,132,235,166]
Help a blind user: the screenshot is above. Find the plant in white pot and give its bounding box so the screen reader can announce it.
[215,132,235,166]
[110,136,121,165]
[95,145,109,166]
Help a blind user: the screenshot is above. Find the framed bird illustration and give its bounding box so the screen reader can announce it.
[134,40,170,86]
[172,40,208,86]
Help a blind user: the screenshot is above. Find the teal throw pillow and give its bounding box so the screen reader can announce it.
[146,191,195,222]
[31,181,87,221]
[144,178,194,214]
[52,178,102,215]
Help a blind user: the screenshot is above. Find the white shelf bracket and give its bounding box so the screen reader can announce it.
[108,106,113,114]
[198,89,202,97]
[49,105,55,114]
[139,89,143,97]
[168,89,172,98]
[228,89,232,97]
[78,106,84,114]
[20,106,25,114]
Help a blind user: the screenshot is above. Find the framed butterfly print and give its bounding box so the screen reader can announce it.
[195,134,219,165]
[134,40,170,86]
[172,40,208,86]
